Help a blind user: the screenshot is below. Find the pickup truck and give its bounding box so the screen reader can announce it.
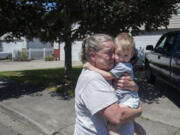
[144,31,180,91]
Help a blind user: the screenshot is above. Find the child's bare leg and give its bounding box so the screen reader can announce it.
[107,123,121,135]
[134,121,146,135]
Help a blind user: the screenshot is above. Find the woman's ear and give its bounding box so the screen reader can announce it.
[89,52,96,63]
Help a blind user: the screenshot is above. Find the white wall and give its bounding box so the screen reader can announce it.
[60,41,82,61]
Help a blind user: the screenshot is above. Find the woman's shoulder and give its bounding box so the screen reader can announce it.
[82,69,106,80]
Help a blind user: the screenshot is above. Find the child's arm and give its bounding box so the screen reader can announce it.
[83,62,115,80]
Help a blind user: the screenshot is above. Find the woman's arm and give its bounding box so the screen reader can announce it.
[83,62,115,80]
[100,102,142,127]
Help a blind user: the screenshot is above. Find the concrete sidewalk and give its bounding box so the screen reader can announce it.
[0,90,75,135]
[0,60,82,72]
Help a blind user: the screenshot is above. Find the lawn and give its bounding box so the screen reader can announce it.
[0,66,82,97]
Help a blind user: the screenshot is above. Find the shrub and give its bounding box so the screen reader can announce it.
[8,54,12,61]
[45,55,54,61]
[21,50,28,60]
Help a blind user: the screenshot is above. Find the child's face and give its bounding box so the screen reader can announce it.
[114,47,133,63]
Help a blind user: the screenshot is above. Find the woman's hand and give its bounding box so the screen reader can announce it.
[114,75,139,92]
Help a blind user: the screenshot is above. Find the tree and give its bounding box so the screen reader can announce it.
[0,1,45,39]
[0,0,179,78]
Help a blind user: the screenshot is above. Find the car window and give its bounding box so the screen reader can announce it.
[0,43,2,52]
[155,35,168,53]
[175,46,180,59]
[174,35,180,58]
[176,34,180,52]
[175,43,180,59]
[155,36,167,49]
[177,43,180,52]
[155,34,177,54]
[163,35,175,53]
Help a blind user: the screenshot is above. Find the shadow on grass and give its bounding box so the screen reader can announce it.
[1,66,179,107]
[134,67,180,108]
[0,80,43,101]
[0,67,82,101]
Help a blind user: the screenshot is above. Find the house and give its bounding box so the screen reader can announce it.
[0,34,53,59]
[0,34,26,59]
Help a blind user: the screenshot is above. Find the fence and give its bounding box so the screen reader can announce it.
[10,48,54,61]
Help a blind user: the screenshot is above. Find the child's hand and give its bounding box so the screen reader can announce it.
[83,62,93,70]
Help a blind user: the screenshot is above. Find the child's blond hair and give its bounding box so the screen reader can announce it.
[114,32,135,52]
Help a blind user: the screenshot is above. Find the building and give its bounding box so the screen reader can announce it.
[0,34,53,59]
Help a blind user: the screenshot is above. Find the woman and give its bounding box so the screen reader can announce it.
[74,34,142,135]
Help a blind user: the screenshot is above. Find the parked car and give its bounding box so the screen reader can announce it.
[144,31,180,91]
[0,52,11,60]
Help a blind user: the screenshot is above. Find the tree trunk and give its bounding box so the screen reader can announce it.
[64,39,72,79]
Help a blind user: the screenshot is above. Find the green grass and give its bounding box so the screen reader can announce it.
[0,66,82,97]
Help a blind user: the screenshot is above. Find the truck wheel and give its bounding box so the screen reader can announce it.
[145,63,156,84]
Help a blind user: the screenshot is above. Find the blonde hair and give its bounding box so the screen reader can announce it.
[114,32,135,52]
[81,34,113,63]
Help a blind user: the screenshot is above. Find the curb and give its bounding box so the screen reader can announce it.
[0,102,50,135]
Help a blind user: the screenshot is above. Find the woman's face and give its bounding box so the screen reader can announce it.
[94,41,115,71]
